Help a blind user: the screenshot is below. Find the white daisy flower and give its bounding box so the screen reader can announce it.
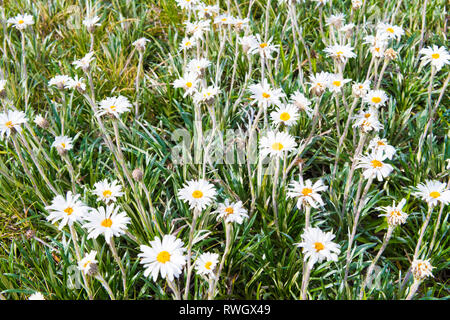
[7,14,34,30]
[356,150,394,181]
[378,198,408,227]
[270,104,300,127]
[413,180,450,207]
[193,85,220,104]
[187,58,211,75]
[93,179,124,203]
[239,35,258,54]
[295,227,341,268]
[0,110,27,140]
[368,136,396,160]
[195,252,219,276]
[248,79,285,109]
[232,17,249,30]
[259,131,297,158]
[377,23,404,40]
[176,0,199,10]
[324,44,356,61]
[312,0,331,5]
[248,34,278,60]
[78,250,98,275]
[97,95,132,118]
[82,15,101,31]
[45,191,90,230]
[28,292,45,300]
[0,79,6,93]
[184,20,210,40]
[411,259,434,280]
[340,23,355,34]
[214,14,234,26]
[215,200,248,224]
[65,75,86,92]
[352,0,363,9]
[287,178,328,209]
[309,71,331,96]
[364,34,388,58]
[178,179,217,211]
[133,37,150,51]
[180,36,196,51]
[196,4,219,19]
[48,75,72,90]
[352,107,383,133]
[51,135,74,151]
[289,91,313,118]
[328,74,351,93]
[138,235,187,282]
[326,13,346,28]
[72,52,95,71]
[172,72,199,97]
[364,89,389,108]
[419,45,450,71]
[83,204,131,244]
[352,80,371,98]
[34,115,49,129]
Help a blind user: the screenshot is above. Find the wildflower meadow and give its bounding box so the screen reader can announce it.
[0,0,448,302]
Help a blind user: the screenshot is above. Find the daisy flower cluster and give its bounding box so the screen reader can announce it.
[0,0,448,302]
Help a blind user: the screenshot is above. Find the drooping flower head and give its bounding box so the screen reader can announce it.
[378,198,408,227]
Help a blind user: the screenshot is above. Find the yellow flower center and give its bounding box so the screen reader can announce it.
[279,112,291,121]
[18,20,24,24]
[390,210,401,217]
[5,121,13,128]
[61,143,66,149]
[431,53,440,59]
[205,261,212,270]
[185,41,191,46]
[186,82,193,88]
[64,207,74,216]
[260,43,268,48]
[336,51,344,56]
[314,242,325,252]
[101,218,113,228]
[364,113,371,118]
[83,261,91,269]
[271,142,284,151]
[192,190,203,199]
[387,27,394,33]
[103,190,112,198]
[110,105,116,111]
[156,251,171,264]
[429,191,440,199]
[371,97,381,104]
[371,159,383,168]
[262,92,270,99]
[301,188,313,196]
[225,207,234,215]
[377,141,385,146]
[221,18,227,22]
[332,80,341,87]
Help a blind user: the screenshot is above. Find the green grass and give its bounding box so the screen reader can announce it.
[0,0,448,300]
